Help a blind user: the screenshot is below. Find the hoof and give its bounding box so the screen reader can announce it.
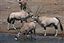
[27,35,30,37]
[14,36,18,40]
[14,38,18,40]
[55,34,57,37]
[14,28,16,30]
[44,34,46,36]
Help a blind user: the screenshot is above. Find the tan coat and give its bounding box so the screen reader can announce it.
[20,21,36,33]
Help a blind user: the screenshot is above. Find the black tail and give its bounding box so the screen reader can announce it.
[7,16,11,23]
[55,17,63,31]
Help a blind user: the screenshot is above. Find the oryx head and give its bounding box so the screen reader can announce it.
[29,12,33,17]
[32,15,39,21]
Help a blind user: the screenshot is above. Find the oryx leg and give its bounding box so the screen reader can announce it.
[27,29,33,39]
[43,27,46,36]
[54,25,58,36]
[7,23,10,30]
[17,32,21,37]
[21,20,23,23]
[12,24,16,30]
[31,27,36,35]
[23,30,29,40]
[41,24,46,36]
[14,32,21,40]
[55,29,58,37]
[33,28,36,34]
[12,19,16,30]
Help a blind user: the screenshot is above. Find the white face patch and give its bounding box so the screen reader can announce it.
[30,13,33,15]
[32,16,37,19]
[33,21,36,23]
[32,16,35,19]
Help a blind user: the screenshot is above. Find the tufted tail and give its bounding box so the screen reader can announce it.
[55,17,63,31]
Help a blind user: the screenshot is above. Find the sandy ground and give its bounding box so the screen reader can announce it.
[0,0,64,36]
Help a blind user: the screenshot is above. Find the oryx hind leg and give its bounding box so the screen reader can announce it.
[55,29,58,37]
[53,24,58,36]
[43,27,46,36]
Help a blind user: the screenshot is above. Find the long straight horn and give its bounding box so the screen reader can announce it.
[35,6,42,16]
[26,4,33,13]
[35,6,40,16]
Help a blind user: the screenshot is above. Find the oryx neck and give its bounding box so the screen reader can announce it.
[35,17,41,24]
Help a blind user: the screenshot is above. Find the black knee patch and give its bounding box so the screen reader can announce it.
[53,24,58,29]
[55,26,58,29]
[40,24,46,30]
[21,20,23,23]
[44,27,46,30]
[40,24,44,27]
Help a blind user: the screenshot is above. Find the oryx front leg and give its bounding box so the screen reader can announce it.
[43,30,46,36]
[12,24,16,30]
[17,32,21,37]
[14,32,21,40]
[43,27,46,36]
